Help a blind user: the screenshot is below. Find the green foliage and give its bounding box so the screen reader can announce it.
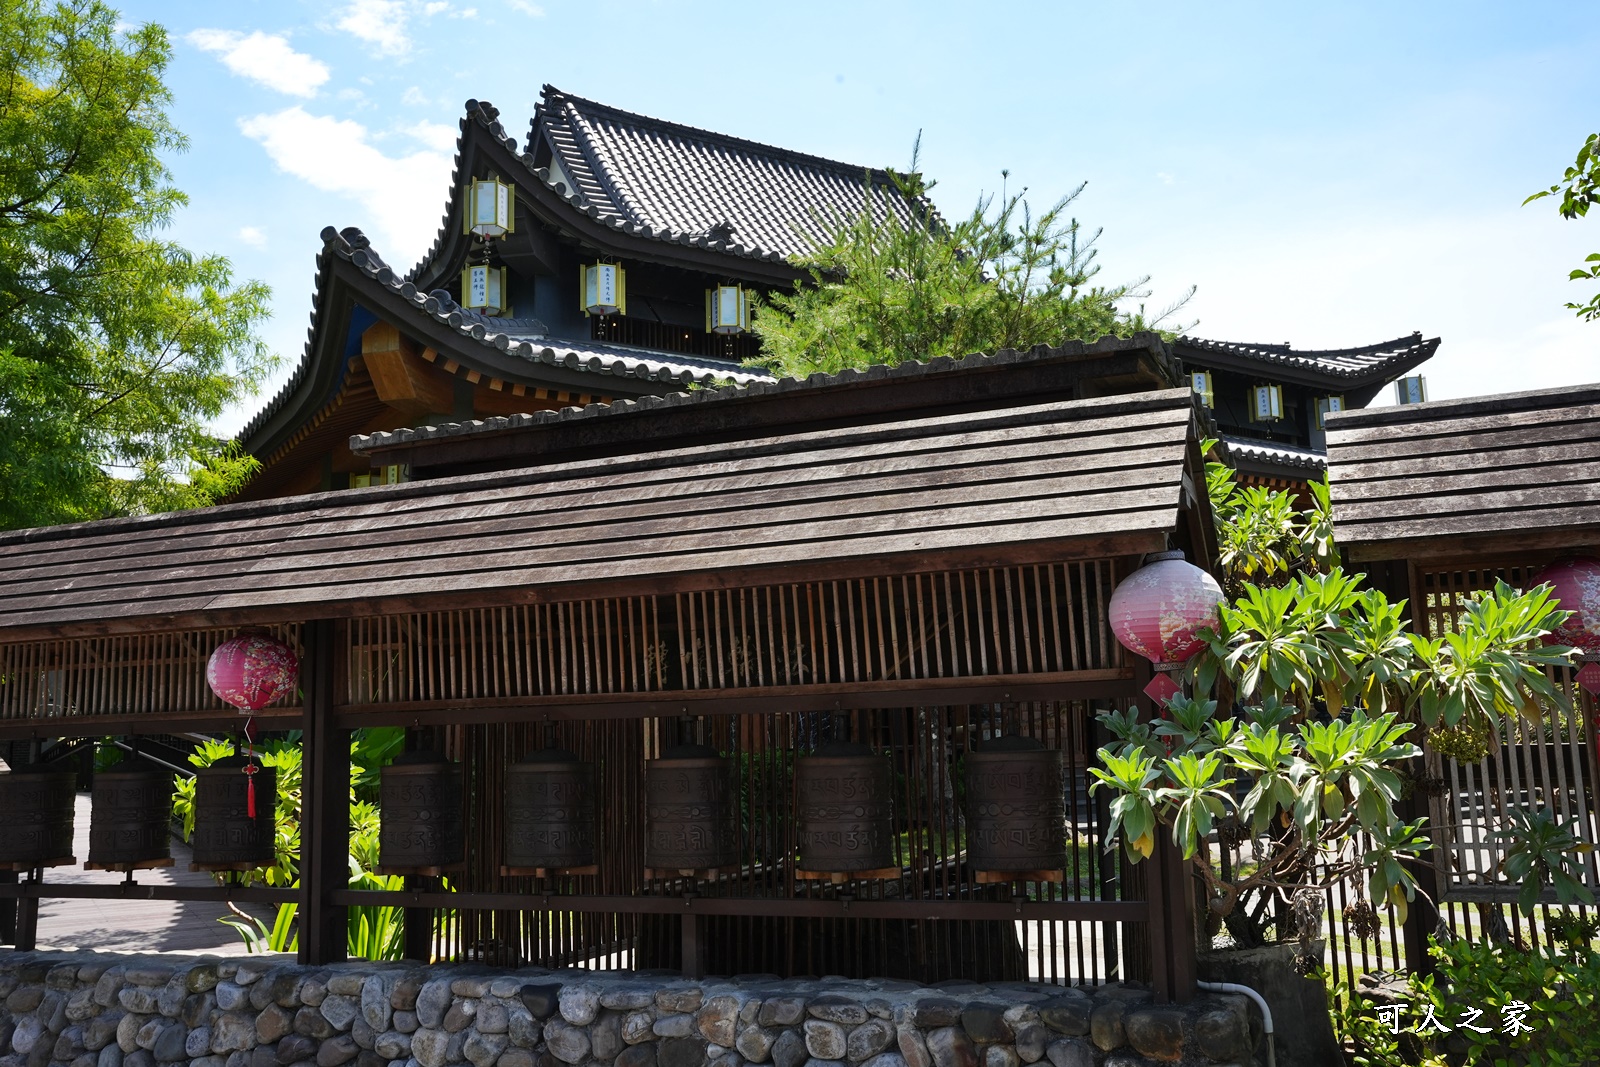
[1493,807,1597,917]
[175,734,411,960]
[749,148,1191,377]
[1525,131,1600,322]
[0,0,274,529]
[1093,474,1580,947]
[1093,694,1426,929]
[1204,447,1340,588]
[1333,935,1600,1067]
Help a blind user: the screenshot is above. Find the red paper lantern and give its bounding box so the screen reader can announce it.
[1108,551,1225,704]
[1532,556,1600,695]
[206,631,299,712]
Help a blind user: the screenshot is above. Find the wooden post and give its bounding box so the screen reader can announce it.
[681,912,704,978]
[1130,651,1198,1003]
[403,876,432,962]
[300,619,350,965]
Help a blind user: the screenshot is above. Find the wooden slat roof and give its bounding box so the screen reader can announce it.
[0,388,1200,641]
[1325,382,1600,561]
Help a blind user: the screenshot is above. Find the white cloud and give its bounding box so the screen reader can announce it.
[186,29,330,98]
[403,120,459,152]
[238,106,454,262]
[401,86,430,107]
[508,0,544,13]
[238,226,267,247]
[336,0,412,57]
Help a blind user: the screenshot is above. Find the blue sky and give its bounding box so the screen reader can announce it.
[115,1,1600,432]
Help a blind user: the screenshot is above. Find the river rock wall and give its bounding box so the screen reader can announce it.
[0,954,1261,1067]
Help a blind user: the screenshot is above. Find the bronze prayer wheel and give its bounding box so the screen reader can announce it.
[88,761,173,867]
[505,749,596,869]
[0,765,76,867]
[379,751,463,873]
[645,743,736,871]
[191,755,276,870]
[795,741,895,873]
[965,735,1065,871]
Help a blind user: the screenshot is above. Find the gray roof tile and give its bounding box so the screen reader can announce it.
[1176,332,1439,380]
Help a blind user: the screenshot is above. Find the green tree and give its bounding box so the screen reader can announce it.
[750,150,1192,378]
[0,0,274,529]
[1524,131,1600,321]
[1091,454,1580,950]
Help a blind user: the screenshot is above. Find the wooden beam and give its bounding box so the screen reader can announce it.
[362,322,455,419]
[299,619,349,965]
[334,671,1137,729]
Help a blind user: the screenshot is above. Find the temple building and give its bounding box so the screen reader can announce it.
[234,86,1438,499]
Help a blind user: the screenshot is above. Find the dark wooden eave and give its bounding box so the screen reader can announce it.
[1326,382,1600,562]
[238,227,765,464]
[0,387,1204,642]
[353,333,1179,478]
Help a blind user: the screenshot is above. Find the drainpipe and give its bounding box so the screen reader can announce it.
[1196,980,1276,1067]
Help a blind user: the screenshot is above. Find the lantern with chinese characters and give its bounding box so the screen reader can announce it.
[462,263,507,315]
[464,177,514,238]
[1531,556,1600,695]
[1108,550,1225,705]
[581,262,626,316]
[705,285,751,334]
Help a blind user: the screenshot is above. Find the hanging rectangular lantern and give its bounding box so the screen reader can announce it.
[1316,395,1345,427]
[1251,383,1283,421]
[1190,370,1214,408]
[1396,375,1427,405]
[464,178,514,238]
[461,264,507,315]
[705,285,751,334]
[581,262,626,316]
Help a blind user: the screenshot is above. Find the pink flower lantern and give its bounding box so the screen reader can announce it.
[207,631,300,711]
[206,631,299,818]
[1108,550,1225,705]
[1531,556,1600,696]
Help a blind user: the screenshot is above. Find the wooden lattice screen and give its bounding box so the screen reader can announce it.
[0,624,303,726]
[345,562,1121,706]
[1415,561,1600,951]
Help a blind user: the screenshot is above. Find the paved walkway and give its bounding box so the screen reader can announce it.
[32,793,264,955]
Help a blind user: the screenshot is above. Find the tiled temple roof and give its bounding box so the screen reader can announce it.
[1175,332,1439,383]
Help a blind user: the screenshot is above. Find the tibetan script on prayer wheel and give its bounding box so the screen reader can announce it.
[645,744,736,871]
[965,735,1065,871]
[88,762,173,867]
[191,756,276,870]
[795,742,894,873]
[506,749,596,869]
[0,765,76,867]
[379,751,464,873]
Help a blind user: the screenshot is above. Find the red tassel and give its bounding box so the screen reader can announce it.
[247,774,257,819]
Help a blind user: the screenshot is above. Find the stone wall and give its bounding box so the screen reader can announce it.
[0,954,1262,1067]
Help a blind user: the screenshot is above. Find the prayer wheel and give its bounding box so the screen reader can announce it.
[191,756,275,870]
[0,765,76,867]
[505,749,596,870]
[965,735,1065,871]
[379,751,463,873]
[88,760,173,867]
[645,744,736,871]
[795,741,895,873]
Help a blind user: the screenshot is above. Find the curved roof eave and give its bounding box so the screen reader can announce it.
[237,226,768,461]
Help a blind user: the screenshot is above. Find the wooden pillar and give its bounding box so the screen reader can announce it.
[300,619,349,965]
[403,876,432,962]
[1131,653,1198,1003]
[681,913,705,978]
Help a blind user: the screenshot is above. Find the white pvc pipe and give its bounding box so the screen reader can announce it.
[1196,980,1276,1067]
